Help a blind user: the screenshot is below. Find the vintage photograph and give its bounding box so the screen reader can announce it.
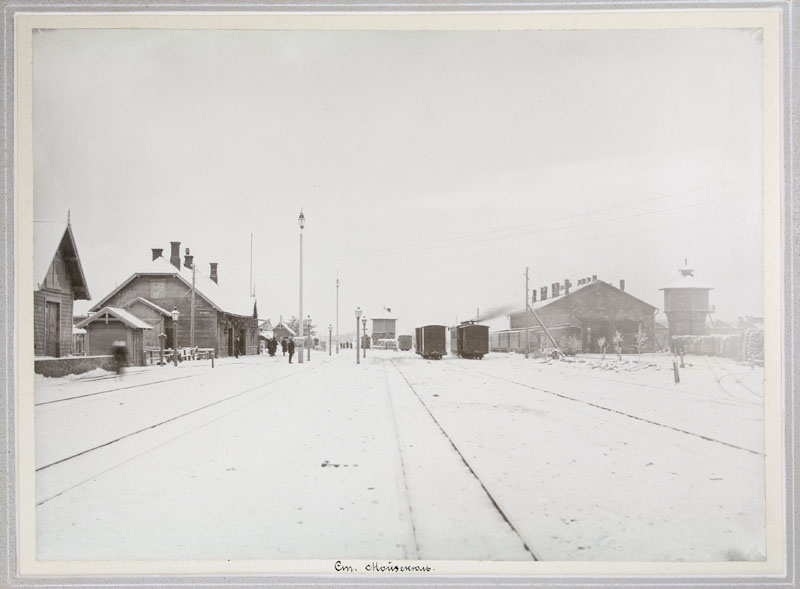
[12,8,786,580]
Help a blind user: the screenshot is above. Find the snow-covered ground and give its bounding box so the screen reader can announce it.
[33,349,765,564]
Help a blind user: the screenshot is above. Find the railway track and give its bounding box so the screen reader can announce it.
[35,360,335,506]
[703,355,763,402]
[385,357,539,561]
[35,374,201,406]
[441,358,763,456]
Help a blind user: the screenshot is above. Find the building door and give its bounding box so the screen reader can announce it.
[131,331,142,366]
[45,301,60,357]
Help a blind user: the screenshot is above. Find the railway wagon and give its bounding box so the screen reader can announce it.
[450,322,489,359]
[490,325,582,355]
[415,325,446,359]
[397,335,413,351]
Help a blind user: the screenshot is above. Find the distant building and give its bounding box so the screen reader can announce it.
[34,221,90,358]
[370,311,397,346]
[89,241,258,357]
[505,276,657,353]
[660,262,713,336]
[272,319,296,341]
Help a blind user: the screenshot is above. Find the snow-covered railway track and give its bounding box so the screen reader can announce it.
[442,360,762,457]
[386,358,539,561]
[35,362,338,507]
[704,356,763,401]
[35,374,200,406]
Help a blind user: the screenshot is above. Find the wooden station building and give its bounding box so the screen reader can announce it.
[89,241,259,358]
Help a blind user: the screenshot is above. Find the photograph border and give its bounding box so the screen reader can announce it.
[2,1,796,587]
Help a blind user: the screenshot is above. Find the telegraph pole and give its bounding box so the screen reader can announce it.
[525,267,530,359]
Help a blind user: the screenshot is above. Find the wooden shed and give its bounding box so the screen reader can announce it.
[76,307,154,366]
[34,221,90,358]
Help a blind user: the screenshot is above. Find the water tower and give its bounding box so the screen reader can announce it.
[660,261,713,336]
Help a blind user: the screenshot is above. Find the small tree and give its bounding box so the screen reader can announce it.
[287,316,316,338]
[612,330,624,360]
[597,336,607,360]
[634,323,648,360]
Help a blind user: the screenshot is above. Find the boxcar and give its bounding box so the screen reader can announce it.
[415,325,446,359]
[451,322,489,359]
[397,335,413,351]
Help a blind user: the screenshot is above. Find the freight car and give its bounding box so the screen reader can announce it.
[450,321,489,359]
[397,335,413,351]
[415,325,446,359]
[490,325,582,356]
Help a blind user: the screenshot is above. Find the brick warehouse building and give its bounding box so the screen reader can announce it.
[89,242,258,358]
[501,277,657,354]
[34,220,90,358]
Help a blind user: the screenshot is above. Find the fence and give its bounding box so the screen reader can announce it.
[670,329,763,363]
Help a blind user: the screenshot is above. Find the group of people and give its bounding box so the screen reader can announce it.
[262,336,297,362]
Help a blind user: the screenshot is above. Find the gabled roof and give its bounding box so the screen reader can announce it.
[76,307,153,330]
[272,322,296,336]
[34,221,90,299]
[90,256,257,318]
[511,279,657,316]
[660,264,714,290]
[121,297,172,317]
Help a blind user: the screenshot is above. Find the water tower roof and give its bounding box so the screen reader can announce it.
[659,261,714,290]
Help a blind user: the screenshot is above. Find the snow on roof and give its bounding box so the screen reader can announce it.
[121,297,172,317]
[76,307,154,330]
[91,256,257,318]
[273,322,296,336]
[511,279,656,316]
[34,221,90,299]
[660,263,713,290]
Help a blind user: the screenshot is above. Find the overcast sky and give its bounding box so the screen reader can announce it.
[32,25,765,334]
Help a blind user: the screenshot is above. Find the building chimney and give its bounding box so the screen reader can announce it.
[541,286,548,300]
[564,279,571,294]
[170,241,181,269]
[592,275,597,282]
[619,279,625,292]
[552,282,559,297]
[151,248,163,261]
[210,262,218,284]
[532,290,537,303]
[184,254,194,269]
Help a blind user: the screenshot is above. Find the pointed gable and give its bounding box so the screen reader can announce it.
[34,221,90,299]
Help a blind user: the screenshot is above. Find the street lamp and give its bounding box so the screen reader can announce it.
[336,277,340,354]
[307,315,312,361]
[298,210,305,364]
[362,316,367,359]
[171,306,180,367]
[328,324,332,356]
[355,307,361,365]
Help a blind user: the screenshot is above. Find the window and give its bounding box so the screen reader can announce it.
[151,280,166,299]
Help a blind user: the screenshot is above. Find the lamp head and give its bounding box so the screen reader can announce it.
[355,306,362,319]
[298,210,305,229]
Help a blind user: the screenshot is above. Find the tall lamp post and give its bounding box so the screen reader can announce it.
[362,316,367,359]
[328,324,332,356]
[307,315,312,361]
[336,277,340,354]
[355,307,361,365]
[298,210,305,364]
[171,306,180,367]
